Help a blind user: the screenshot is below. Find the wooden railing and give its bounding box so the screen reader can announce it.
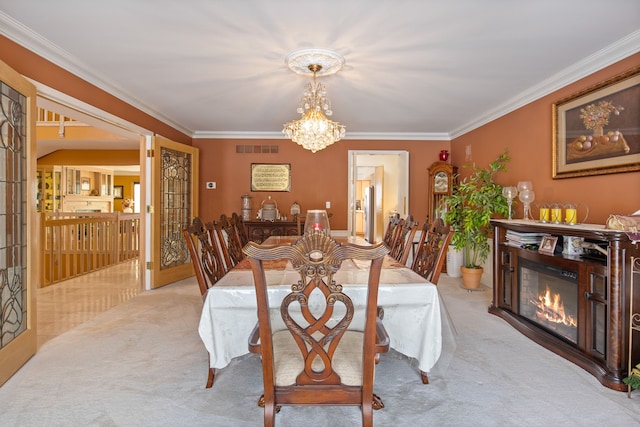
[40,212,140,287]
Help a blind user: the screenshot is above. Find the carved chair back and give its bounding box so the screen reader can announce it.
[216,213,245,270]
[389,215,419,265]
[231,212,250,246]
[243,231,390,426]
[183,217,225,296]
[383,213,401,247]
[411,218,453,285]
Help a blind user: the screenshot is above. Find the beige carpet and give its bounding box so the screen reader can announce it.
[1,275,640,426]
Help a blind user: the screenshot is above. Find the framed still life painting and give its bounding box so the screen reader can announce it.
[552,66,640,179]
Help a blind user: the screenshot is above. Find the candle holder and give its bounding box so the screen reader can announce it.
[518,189,535,220]
[502,186,518,220]
[516,181,532,193]
[516,181,534,220]
[304,210,331,235]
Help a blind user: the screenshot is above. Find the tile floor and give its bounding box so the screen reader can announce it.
[36,259,143,348]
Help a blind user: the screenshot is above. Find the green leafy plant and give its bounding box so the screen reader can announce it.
[441,149,510,268]
[624,362,640,390]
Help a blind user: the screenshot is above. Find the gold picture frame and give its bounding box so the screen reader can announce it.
[552,66,640,179]
[250,163,291,192]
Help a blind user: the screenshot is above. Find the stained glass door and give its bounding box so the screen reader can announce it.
[0,60,37,386]
[150,136,199,288]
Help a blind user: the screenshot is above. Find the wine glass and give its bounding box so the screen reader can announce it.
[502,186,518,220]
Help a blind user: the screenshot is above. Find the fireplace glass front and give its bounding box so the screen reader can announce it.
[518,258,578,345]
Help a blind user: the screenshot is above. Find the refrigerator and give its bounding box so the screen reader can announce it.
[363,185,375,243]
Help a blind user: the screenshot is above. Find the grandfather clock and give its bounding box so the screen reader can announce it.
[427,161,456,223]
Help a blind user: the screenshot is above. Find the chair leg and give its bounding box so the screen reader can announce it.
[258,394,281,413]
[362,400,373,427]
[206,367,215,388]
[264,403,277,427]
[372,393,385,410]
[420,370,429,384]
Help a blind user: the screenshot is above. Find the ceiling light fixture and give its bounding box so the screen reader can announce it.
[283,49,346,153]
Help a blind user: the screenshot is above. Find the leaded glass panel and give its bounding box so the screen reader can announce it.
[160,147,191,269]
[0,81,27,349]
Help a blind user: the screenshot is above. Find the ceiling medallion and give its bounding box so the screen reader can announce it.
[282,49,346,153]
[284,48,345,76]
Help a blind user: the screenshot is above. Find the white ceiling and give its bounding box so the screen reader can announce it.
[1,1,639,144]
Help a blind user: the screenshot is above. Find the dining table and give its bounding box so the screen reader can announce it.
[197,235,446,382]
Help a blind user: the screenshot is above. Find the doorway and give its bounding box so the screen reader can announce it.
[34,89,148,286]
[347,150,409,243]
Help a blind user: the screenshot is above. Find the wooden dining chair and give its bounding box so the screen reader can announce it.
[183,217,226,388]
[411,218,453,285]
[216,213,245,271]
[383,213,401,247]
[389,215,419,265]
[231,212,249,246]
[243,231,390,427]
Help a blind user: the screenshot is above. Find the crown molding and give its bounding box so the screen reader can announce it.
[192,130,451,141]
[2,11,638,142]
[0,11,191,137]
[450,30,640,139]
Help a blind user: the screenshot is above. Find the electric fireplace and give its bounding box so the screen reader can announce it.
[490,219,640,391]
[518,258,578,345]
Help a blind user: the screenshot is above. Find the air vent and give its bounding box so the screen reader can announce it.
[236,145,279,154]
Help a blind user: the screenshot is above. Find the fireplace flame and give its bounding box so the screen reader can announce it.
[531,285,577,328]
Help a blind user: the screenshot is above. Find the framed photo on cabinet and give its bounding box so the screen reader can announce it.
[538,236,558,255]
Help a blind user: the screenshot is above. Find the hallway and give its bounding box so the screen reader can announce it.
[37,260,143,348]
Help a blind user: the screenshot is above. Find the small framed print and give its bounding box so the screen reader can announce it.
[81,177,91,191]
[538,236,558,255]
[113,185,124,199]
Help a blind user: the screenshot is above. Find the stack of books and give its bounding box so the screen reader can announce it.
[505,230,548,248]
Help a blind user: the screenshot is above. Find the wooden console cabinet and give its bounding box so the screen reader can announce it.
[490,219,640,391]
[244,219,303,243]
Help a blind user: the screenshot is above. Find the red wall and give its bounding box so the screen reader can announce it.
[449,53,640,224]
[195,139,449,230]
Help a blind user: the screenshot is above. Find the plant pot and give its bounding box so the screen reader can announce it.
[460,266,483,290]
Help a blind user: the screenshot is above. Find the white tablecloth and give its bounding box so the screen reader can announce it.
[197,255,443,374]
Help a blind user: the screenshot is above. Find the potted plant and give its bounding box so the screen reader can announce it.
[441,149,510,289]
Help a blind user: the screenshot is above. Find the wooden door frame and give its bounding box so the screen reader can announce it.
[347,150,409,242]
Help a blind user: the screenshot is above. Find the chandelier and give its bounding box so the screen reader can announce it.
[283,49,346,153]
